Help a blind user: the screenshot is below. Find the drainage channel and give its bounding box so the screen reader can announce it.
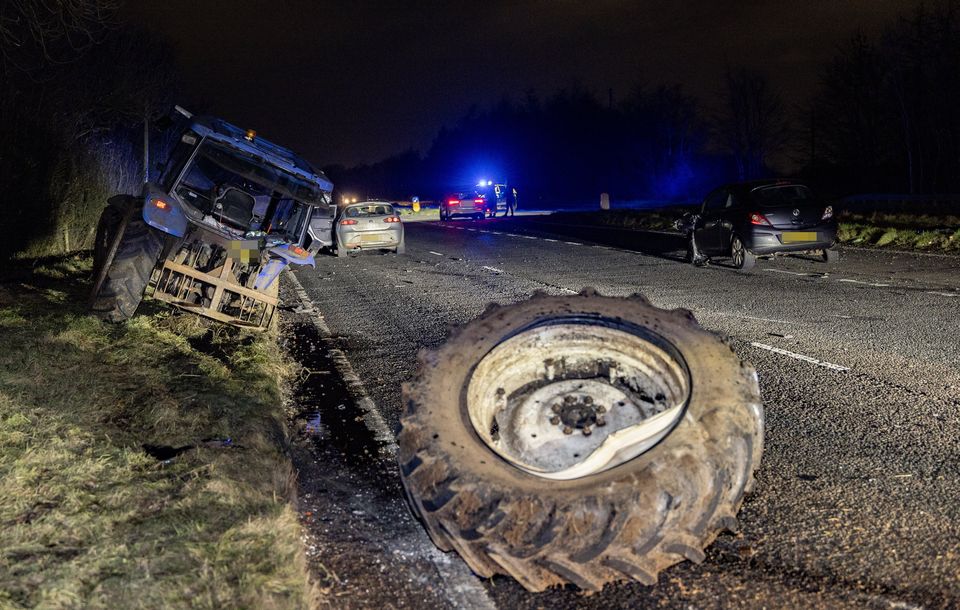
[281,319,461,609]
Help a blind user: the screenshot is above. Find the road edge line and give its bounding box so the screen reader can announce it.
[283,270,498,610]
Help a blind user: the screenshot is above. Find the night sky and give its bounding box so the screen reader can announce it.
[125,1,909,168]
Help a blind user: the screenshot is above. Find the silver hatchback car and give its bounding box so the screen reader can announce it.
[336,201,405,256]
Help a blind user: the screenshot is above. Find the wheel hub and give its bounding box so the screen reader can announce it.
[550,394,607,435]
[466,321,691,480]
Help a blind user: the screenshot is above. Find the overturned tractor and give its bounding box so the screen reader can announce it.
[90,108,334,328]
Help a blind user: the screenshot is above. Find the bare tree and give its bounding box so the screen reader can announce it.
[0,0,119,73]
[714,69,790,180]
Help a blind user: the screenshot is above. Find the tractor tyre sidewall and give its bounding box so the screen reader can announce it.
[91,214,163,323]
[397,293,764,592]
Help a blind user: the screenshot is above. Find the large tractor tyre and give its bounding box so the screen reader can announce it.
[397,290,764,593]
[93,205,123,274]
[90,212,163,323]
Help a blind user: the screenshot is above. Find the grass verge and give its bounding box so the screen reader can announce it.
[0,255,309,609]
[549,209,960,253]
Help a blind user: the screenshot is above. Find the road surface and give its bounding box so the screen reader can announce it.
[287,216,960,609]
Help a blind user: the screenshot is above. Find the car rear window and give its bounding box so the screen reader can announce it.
[751,185,814,206]
[345,204,395,217]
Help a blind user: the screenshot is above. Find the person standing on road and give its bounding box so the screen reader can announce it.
[484,182,498,218]
[506,186,517,217]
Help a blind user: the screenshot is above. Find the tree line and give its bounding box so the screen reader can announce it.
[0,0,176,259]
[330,1,960,205]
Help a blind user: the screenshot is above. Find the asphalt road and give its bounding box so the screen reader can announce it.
[290,215,960,609]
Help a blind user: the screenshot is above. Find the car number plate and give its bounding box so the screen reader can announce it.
[361,234,381,242]
[782,232,817,243]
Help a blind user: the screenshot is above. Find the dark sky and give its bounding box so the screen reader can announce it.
[125,0,910,168]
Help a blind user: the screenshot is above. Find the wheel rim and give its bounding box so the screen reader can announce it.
[465,319,691,480]
[732,238,744,267]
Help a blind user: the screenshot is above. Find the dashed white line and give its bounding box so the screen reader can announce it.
[765,269,823,277]
[542,238,558,242]
[564,241,583,246]
[750,342,850,372]
[482,266,504,273]
[837,278,890,287]
[711,312,802,325]
[926,291,958,297]
[428,251,443,256]
[520,235,538,239]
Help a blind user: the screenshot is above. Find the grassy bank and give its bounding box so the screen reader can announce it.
[550,209,960,253]
[0,256,309,609]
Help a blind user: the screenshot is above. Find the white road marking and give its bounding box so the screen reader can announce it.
[482,266,504,273]
[750,342,850,372]
[465,228,477,232]
[428,251,443,256]
[542,238,558,242]
[285,272,497,610]
[564,241,583,246]
[711,312,802,325]
[765,269,822,277]
[520,235,538,239]
[927,291,959,297]
[837,278,890,287]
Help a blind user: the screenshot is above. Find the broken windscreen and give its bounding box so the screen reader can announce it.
[176,140,325,212]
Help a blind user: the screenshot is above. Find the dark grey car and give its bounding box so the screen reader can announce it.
[683,180,838,271]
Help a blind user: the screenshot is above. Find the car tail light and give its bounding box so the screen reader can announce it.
[447,199,458,206]
[383,216,401,223]
[474,198,484,208]
[340,218,358,225]
[749,212,771,226]
[822,205,833,220]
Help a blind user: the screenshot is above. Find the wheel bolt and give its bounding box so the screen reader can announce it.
[550,415,560,425]
[551,404,561,414]
[583,396,593,405]
[582,426,592,436]
[564,395,575,404]
[597,405,607,414]
[562,426,573,435]
[596,416,606,427]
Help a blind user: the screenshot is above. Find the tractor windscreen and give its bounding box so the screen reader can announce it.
[175,140,321,235]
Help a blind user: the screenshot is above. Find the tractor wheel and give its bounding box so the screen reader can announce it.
[397,290,764,592]
[90,211,163,323]
[93,205,123,274]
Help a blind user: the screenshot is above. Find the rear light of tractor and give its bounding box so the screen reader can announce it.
[749,212,771,226]
[291,245,308,256]
[822,205,833,220]
[152,198,170,212]
[383,216,401,223]
[340,218,358,225]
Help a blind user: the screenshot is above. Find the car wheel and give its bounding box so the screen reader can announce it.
[731,235,756,271]
[397,290,764,592]
[822,248,839,264]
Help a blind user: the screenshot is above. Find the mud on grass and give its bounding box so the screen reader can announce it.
[0,255,309,609]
